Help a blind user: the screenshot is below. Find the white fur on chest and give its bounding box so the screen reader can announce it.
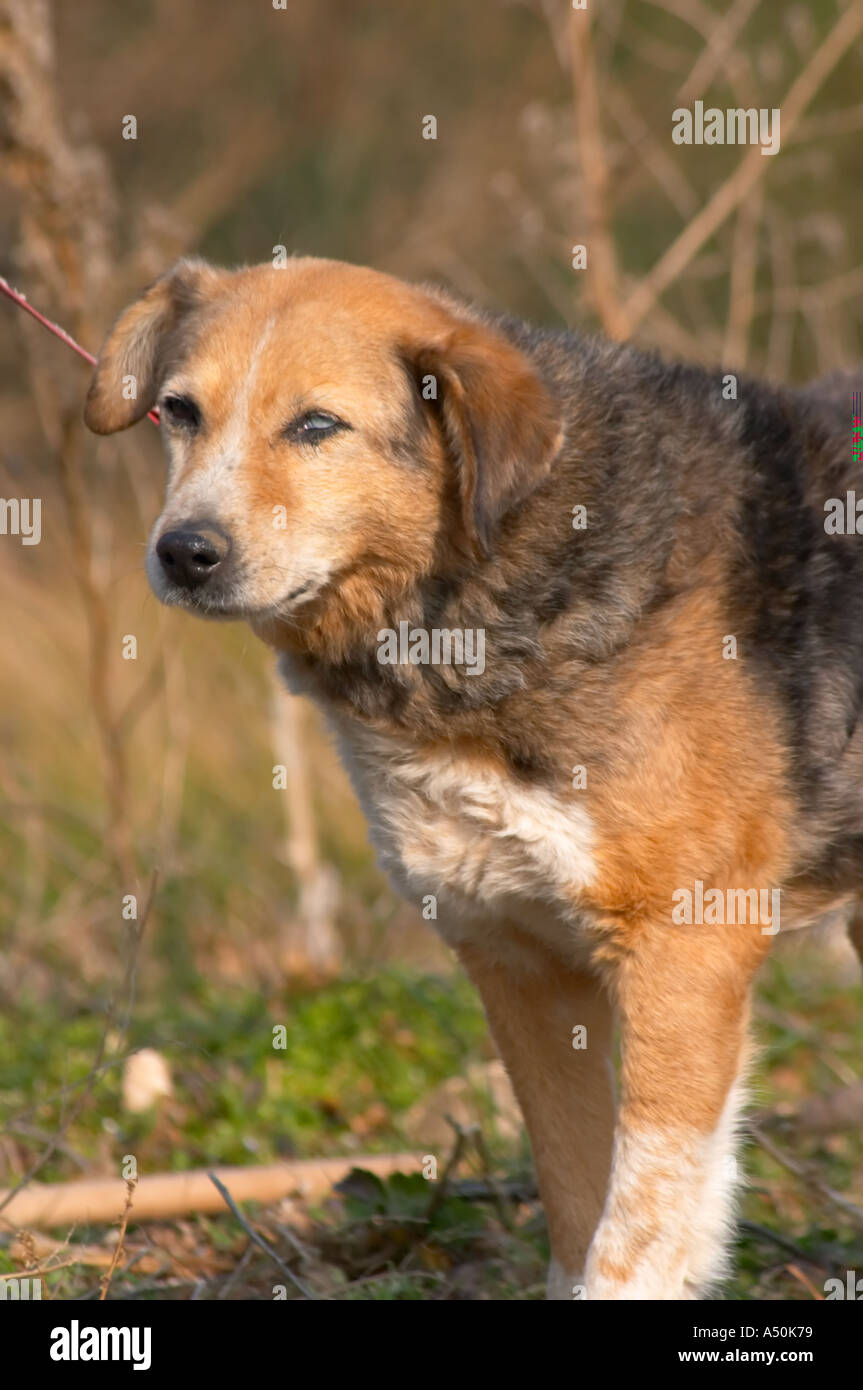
[326,715,597,944]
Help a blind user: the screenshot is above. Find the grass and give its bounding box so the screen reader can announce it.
[0,970,489,1179]
[1,949,861,1301]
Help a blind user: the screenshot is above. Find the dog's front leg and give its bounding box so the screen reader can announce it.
[455,935,615,1299]
[584,919,767,1300]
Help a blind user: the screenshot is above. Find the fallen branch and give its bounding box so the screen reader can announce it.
[0,1153,422,1232]
[9,1230,166,1278]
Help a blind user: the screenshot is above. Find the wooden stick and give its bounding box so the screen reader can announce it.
[0,1153,422,1232]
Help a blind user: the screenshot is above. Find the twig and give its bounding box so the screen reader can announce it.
[98,1179,136,1300]
[55,411,135,886]
[738,1219,830,1271]
[765,211,795,380]
[471,1129,515,1232]
[270,673,341,979]
[723,185,762,367]
[425,1117,475,1225]
[450,1176,538,1204]
[569,7,628,338]
[757,266,863,318]
[0,275,159,424]
[207,1171,318,1300]
[10,1230,166,1278]
[790,102,863,143]
[785,1264,825,1300]
[215,1241,255,1301]
[0,880,154,1218]
[624,0,863,331]
[606,82,699,221]
[749,1123,863,1233]
[675,0,762,105]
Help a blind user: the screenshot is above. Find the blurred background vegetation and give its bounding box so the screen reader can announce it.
[0,0,861,1299]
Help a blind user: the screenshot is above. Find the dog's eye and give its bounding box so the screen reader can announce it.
[284,410,349,445]
[162,394,201,430]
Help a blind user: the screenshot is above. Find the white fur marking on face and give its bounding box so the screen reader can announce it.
[215,314,276,468]
[163,315,277,521]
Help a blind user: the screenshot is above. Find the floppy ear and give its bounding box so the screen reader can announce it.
[83,258,222,434]
[410,318,562,555]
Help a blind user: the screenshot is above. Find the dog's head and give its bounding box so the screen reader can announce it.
[85,257,562,632]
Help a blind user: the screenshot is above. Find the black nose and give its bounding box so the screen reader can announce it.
[156,527,230,590]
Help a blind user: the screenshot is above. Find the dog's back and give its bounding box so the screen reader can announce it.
[495,318,863,911]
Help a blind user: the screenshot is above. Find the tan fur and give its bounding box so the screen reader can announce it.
[84,255,853,1300]
[457,935,615,1290]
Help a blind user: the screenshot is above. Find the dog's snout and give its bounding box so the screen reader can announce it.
[156,526,230,590]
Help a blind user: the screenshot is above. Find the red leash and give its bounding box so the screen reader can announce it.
[0,274,160,426]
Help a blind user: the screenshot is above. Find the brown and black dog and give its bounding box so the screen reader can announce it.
[85,256,863,1299]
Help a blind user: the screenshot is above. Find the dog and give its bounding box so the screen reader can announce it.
[84,256,863,1299]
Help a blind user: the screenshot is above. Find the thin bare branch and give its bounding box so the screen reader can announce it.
[723,184,763,367]
[569,8,628,337]
[99,1179,136,1300]
[624,0,863,332]
[677,0,762,103]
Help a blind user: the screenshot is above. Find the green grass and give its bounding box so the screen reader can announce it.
[1,952,861,1300]
[0,969,488,1179]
